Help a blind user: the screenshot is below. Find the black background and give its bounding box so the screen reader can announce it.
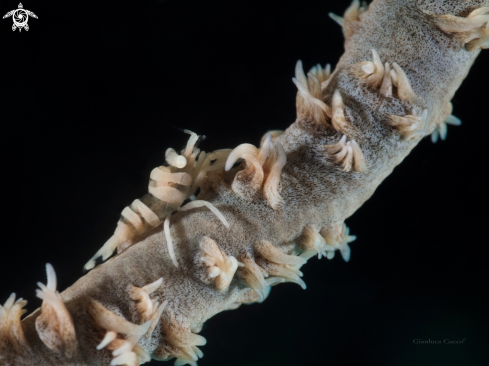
[1,0,488,365]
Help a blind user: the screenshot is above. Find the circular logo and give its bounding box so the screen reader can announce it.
[12,9,28,27]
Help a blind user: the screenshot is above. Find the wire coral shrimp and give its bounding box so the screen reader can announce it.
[84,130,232,269]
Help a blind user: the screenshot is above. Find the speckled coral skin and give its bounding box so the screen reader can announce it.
[5,0,487,365]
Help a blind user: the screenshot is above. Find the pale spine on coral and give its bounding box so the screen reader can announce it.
[127,277,167,336]
[431,103,462,143]
[225,134,287,209]
[329,0,369,45]
[292,60,332,124]
[300,225,335,260]
[322,135,367,172]
[153,311,206,366]
[380,62,392,97]
[0,293,29,355]
[237,255,269,297]
[387,109,428,141]
[331,89,353,135]
[89,300,152,366]
[198,236,239,292]
[391,63,418,102]
[2,1,487,366]
[254,240,307,290]
[35,264,77,358]
[299,223,356,262]
[320,223,357,262]
[351,49,384,89]
[430,7,489,51]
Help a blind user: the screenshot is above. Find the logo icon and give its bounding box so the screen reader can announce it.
[3,3,37,32]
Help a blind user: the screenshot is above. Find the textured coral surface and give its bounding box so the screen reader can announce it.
[2,0,489,365]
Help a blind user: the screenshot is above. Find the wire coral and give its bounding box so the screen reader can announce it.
[1,0,488,365]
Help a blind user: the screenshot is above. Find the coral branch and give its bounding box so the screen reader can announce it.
[3,1,487,365]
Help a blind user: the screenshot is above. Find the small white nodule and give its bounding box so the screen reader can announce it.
[45,263,57,292]
[97,331,117,350]
[208,267,221,278]
[445,114,462,126]
[361,62,375,75]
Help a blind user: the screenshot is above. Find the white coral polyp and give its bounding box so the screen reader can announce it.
[200,252,239,292]
[328,224,357,262]
[199,237,239,292]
